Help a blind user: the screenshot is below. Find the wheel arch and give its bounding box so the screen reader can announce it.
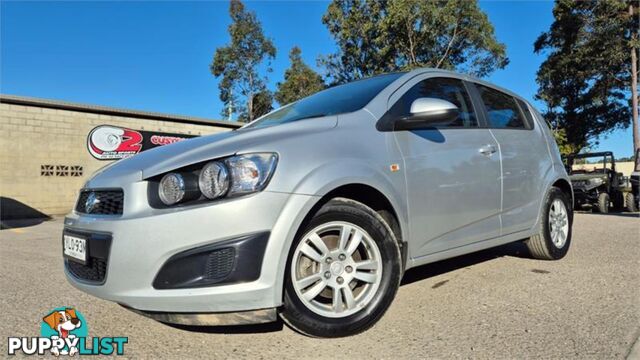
[297,183,406,262]
[274,182,408,304]
[289,160,409,247]
[314,184,403,239]
[530,164,573,236]
[551,178,573,209]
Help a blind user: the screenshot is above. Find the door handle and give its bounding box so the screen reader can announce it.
[478,144,497,156]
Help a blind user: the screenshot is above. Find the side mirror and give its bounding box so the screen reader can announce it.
[394,98,459,131]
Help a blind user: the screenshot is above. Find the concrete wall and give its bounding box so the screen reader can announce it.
[572,162,637,176]
[0,97,240,217]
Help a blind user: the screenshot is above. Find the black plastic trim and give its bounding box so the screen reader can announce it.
[515,99,536,130]
[62,228,112,285]
[75,188,124,216]
[464,80,490,128]
[153,231,270,289]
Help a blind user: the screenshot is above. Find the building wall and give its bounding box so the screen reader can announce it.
[572,162,636,176]
[0,102,238,216]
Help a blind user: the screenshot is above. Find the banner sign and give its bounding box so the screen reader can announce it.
[87,125,196,160]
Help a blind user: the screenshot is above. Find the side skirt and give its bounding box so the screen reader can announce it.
[406,228,533,270]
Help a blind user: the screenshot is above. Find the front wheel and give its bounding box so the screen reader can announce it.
[597,192,610,213]
[626,192,638,212]
[281,198,402,337]
[525,187,573,260]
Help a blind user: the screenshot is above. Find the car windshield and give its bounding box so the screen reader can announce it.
[244,73,405,129]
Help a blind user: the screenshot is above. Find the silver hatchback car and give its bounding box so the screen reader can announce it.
[63,69,573,337]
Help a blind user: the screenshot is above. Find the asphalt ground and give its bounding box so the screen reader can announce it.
[1,212,638,359]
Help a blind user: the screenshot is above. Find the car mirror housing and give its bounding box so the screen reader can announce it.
[394,98,459,131]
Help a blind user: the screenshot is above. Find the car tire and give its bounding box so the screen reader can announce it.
[597,192,610,214]
[281,197,402,337]
[626,192,638,212]
[525,187,572,260]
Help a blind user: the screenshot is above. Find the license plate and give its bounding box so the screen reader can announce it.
[64,235,87,264]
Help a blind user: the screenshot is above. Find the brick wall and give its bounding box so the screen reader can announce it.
[0,98,240,217]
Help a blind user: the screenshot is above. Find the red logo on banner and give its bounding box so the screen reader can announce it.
[149,135,185,146]
[88,126,143,160]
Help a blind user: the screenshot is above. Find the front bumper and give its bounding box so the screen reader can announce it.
[63,190,317,314]
[572,188,597,206]
[122,306,277,326]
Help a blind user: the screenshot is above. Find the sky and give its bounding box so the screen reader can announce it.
[1,0,634,157]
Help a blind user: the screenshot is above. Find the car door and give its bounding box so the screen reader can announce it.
[385,76,502,258]
[471,83,547,235]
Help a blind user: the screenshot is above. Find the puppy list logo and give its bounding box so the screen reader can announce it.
[7,307,128,356]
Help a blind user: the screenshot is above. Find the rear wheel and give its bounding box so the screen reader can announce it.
[597,192,610,214]
[626,192,638,212]
[526,187,572,260]
[281,198,402,337]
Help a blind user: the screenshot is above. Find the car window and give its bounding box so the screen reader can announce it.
[477,85,527,129]
[516,99,535,130]
[385,77,477,128]
[244,73,405,129]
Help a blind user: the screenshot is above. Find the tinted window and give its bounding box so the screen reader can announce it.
[384,77,477,128]
[245,73,405,129]
[477,85,527,129]
[516,99,535,129]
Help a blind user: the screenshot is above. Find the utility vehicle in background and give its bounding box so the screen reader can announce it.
[627,149,639,212]
[564,151,633,213]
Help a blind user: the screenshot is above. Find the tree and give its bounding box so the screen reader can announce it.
[274,47,325,105]
[211,0,276,122]
[319,0,508,84]
[629,2,639,156]
[240,89,273,121]
[534,0,638,155]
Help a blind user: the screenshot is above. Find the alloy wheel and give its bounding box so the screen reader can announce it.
[290,221,383,318]
[548,199,569,248]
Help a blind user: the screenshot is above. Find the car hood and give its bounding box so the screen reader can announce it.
[86,116,338,187]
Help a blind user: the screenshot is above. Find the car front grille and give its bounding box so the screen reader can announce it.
[66,257,107,283]
[75,190,124,215]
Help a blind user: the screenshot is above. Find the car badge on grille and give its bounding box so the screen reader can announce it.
[85,192,100,214]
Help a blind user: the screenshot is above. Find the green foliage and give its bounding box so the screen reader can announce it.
[551,127,580,156]
[534,0,637,154]
[240,89,273,122]
[275,47,326,106]
[211,0,276,122]
[319,0,508,84]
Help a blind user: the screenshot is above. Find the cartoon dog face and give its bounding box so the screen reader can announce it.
[43,308,82,338]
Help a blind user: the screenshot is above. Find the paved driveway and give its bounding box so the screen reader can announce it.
[1,213,638,358]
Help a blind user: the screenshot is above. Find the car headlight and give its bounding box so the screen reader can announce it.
[155,153,278,206]
[198,161,230,199]
[226,153,278,196]
[158,172,200,206]
[588,178,604,186]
